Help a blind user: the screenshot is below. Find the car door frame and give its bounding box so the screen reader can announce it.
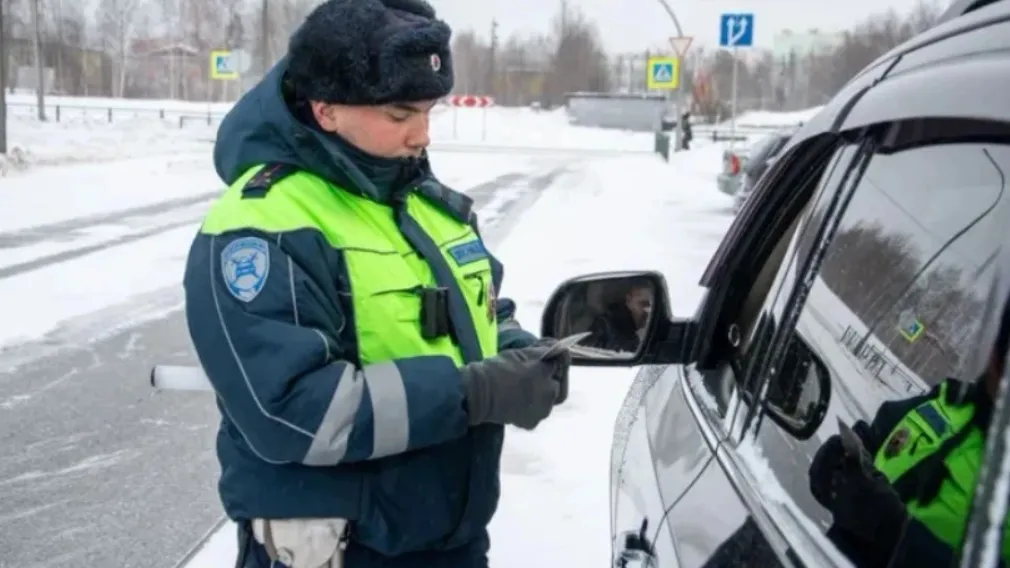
[673,134,873,564]
[732,16,1010,567]
[660,42,902,564]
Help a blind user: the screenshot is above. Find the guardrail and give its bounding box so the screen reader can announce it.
[693,123,788,143]
[5,100,227,128]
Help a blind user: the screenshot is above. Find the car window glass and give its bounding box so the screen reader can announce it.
[685,141,858,435]
[738,143,860,365]
[746,134,1010,563]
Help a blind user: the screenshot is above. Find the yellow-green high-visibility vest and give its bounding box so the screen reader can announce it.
[200,165,499,366]
[874,381,1010,560]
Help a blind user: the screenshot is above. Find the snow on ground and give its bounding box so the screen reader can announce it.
[180,141,734,567]
[485,149,732,567]
[0,154,219,231]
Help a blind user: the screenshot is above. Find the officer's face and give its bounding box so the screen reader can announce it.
[311,100,437,158]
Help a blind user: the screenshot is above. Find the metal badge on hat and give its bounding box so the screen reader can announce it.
[430,54,441,71]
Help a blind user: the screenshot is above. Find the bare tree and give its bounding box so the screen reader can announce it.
[543,1,611,106]
[0,0,7,153]
[30,0,45,119]
[96,0,141,97]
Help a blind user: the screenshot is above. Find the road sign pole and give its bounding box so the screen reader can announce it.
[718,13,752,152]
[669,36,692,153]
[730,47,738,151]
[676,63,685,151]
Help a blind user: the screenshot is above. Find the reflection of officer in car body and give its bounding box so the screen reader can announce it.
[809,287,1010,566]
[584,279,653,353]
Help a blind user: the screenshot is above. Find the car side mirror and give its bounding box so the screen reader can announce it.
[761,333,832,440]
[540,270,696,367]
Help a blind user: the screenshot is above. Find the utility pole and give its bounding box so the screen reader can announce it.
[30,0,46,120]
[487,19,498,95]
[0,0,7,153]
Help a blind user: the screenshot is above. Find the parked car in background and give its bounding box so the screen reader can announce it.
[717,128,801,201]
[715,143,748,197]
[732,127,797,213]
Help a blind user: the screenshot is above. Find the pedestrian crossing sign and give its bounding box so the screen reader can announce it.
[646,56,679,90]
[897,309,925,343]
[210,50,239,80]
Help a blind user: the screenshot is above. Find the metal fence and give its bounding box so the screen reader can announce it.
[5,101,227,128]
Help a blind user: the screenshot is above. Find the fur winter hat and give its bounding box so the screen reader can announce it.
[286,0,454,105]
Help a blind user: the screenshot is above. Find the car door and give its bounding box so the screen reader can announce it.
[610,353,728,567]
[610,365,684,567]
[660,135,867,567]
[737,116,1010,566]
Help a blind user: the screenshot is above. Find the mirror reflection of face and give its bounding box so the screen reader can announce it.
[626,286,653,329]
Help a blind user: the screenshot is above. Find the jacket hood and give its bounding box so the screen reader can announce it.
[213,56,420,202]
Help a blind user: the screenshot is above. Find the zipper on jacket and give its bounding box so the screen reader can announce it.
[465,273,486,306]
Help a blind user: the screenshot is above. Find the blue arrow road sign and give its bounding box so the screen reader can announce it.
[720,13,754,47]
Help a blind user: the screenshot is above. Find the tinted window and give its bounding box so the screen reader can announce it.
[749,129,1010,558]
[806,143,1007,396]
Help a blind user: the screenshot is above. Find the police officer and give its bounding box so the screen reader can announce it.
[809,260,1010,567]
[183,1,570,566]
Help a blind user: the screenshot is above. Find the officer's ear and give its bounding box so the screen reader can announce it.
[310,101,342,132]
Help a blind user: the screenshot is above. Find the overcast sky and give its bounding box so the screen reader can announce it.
[429,0,950,53]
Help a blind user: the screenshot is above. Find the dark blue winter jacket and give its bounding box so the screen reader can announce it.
[183,57,537,561]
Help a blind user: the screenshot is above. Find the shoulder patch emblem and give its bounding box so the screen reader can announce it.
[221,237,270,302]
[883,426,911,459]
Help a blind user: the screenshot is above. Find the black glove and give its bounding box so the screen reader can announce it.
[461,338,571,430]
[535,337,572,404]
[808,433,907,547]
